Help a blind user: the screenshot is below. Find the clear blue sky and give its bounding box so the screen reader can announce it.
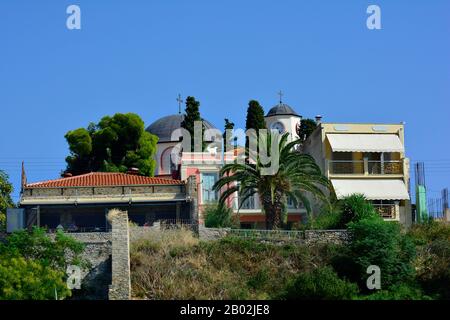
[0,0,449,202]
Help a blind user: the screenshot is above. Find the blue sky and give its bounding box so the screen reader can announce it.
[0,0,449,202]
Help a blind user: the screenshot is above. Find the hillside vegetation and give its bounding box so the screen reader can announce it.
[130,229,341,300]
[130,219,450,300]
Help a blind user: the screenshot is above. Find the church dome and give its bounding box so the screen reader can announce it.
[146,114,215,143]
[266,103,301,118]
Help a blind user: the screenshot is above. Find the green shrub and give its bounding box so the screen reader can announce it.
[408,220,450,244]
[0,227,85,300]
[412,229,450,299]
[247,268,270,290]
[204,202,235,228]
[0,227,85,269]
[303,194,380,230]
[279,266,358,300]
[0,213,5,232]
[335,218,416,291]
[302,204,343,230]
[362,284,431,300]
[340,194,379,226]
[0,254,71,300]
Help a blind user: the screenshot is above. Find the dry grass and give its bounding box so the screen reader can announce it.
[130,229,339,300]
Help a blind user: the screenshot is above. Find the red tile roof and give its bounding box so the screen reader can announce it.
[25,172,184,188]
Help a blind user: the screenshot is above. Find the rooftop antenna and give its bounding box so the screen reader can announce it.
[277,90,284,104]
[176,94,183,115]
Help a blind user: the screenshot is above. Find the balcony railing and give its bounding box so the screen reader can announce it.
[239,196,257,209]
[374,204,396,219]
[368,161,403,175]
[328,160,403,175]
[330,160,364,175]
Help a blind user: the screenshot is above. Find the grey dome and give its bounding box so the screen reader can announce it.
[266,103,301,117]
[146,114,215,143]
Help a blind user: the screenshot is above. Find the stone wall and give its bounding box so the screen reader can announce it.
[304,229,349,245]
[108,209,131,300]
[186,175,199,234]
[23,184,184,198]
[57,232,112,300]
[199,226,231,241]
[198,226,350,245]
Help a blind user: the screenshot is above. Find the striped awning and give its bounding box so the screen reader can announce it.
[331,179,410,200]
[327,134,404,153]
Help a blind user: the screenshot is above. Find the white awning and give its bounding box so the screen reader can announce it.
[331,179,410,200]
[327,134,404,153]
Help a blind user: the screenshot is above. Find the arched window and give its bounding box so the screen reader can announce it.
[160,147,174,174]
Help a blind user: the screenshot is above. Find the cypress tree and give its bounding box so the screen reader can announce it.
[245,100,265,154]
[181,96,203,151]
[245,100,266,132]
[223,118,235,152]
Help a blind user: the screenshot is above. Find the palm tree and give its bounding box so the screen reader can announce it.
[213,133,330,230]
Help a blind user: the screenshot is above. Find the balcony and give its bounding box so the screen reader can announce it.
[330,160,364,175]
[368,161,403,175]
[328,160,404,176]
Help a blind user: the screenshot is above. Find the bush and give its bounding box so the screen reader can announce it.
[0,213,5,232]
[340,194,379,226]
[0,227,85,269]
[204,202,236,228]
[362,284,431,300]
[301,203,343,230]
[0,227,85,300]
[410,222,450,299]
[408,220,450,244]
[0,255,71,300]
[334,218,416,291]
[304,194,380,230]
[279,266,359,300]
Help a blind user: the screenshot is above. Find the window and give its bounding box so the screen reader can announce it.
[161,147,174,174]
[201,173,218,203]
[236,182,258,209]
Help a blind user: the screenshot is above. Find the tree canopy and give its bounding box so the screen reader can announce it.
[0,227,85,300]
[214,133,330,229]
[297,118,318,142]
[181,96,208,151]
[245,100,265,132]
[0,170,14,230]
[64,113,158,176]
